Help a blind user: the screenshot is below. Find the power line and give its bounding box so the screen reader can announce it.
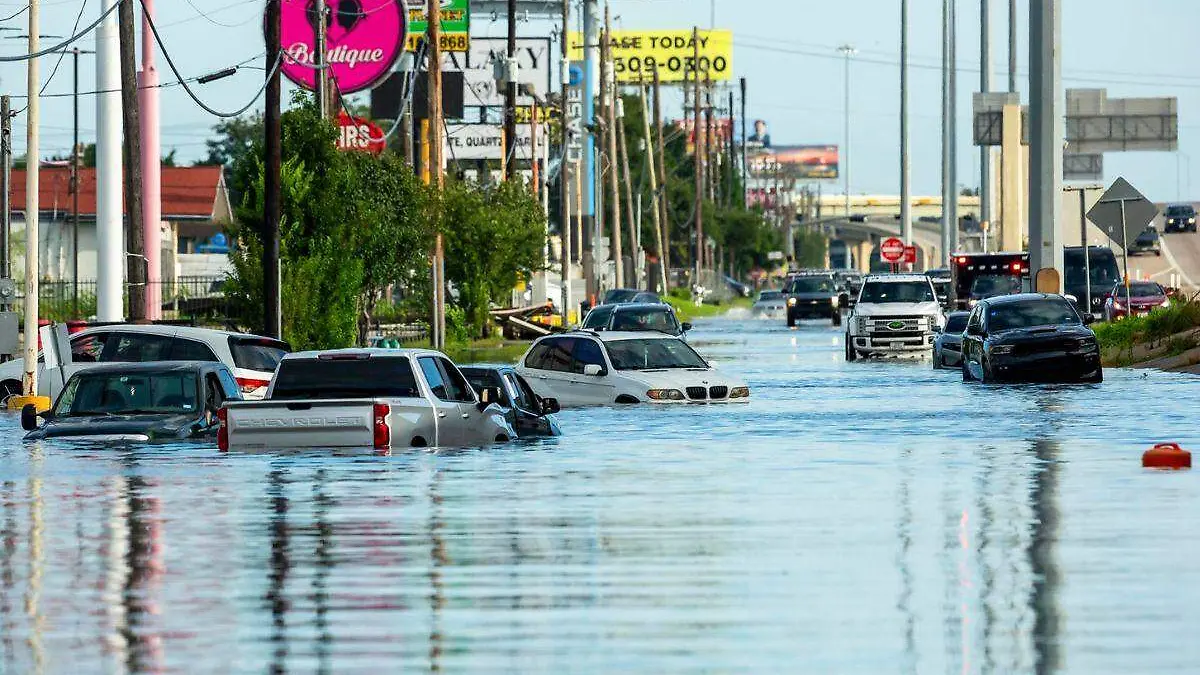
[0,0,116,61]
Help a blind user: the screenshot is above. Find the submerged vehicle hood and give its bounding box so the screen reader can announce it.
[24,413,200,442]
[619,368,743,390]
[787,292,837,300]
[854,301,941,317]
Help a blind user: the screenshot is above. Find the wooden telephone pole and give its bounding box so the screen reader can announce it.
[118,0,145,320]
[559,0,571,323]
[602,9,623,288]
[427,0,446,348]
[263,0,281,337]
[691,28,703,278]
[652,69,669,287]
[640,82,667,295]
[616,97,636,287]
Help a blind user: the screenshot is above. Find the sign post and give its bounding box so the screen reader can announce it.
[1086,177,1159,319]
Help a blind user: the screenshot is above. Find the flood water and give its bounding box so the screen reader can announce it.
[1,316,1198,673]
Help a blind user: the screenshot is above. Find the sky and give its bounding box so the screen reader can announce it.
[1,0,1198,202]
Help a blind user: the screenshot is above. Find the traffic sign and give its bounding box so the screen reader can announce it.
[336,113,387,155]
[902,245,917,265]
[1086,177,1159,247]
[880,237,905,263]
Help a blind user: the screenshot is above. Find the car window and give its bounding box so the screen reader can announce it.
[944,314,970,333]
[610,308,678,333]
[572,339,608,374]
[204,373,225,412]
[536,338,575,372]
[216,368,240,400]
[102,333,173,362]
[582,307,613,329]
[70,333,106,363]
[987,299,1081,332]
[418,357,449,400]
[523,342,551,369]
[501,373,531,409]
[859,281,935,304]
[1128,282,1165,297]
[228,337,290,371]
[967,308,983,334]
[788,277,836,294]
[273,357,420,400]
[436,358,476,403]
[169,338,219,362]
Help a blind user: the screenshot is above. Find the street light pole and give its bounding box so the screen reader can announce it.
[838,44,855,221]
[900,0,912,254]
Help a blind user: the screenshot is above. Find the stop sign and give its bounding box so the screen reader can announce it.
[880,237,906,263]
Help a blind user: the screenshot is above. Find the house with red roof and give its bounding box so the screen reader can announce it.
[8,164,233,283]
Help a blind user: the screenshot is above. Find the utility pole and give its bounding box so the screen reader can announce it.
[428,0,446,348]
[948,0,958,260]
[118,0,145,321]
[980,0,993,235]
[602,12,623,288]
[726,90,735,209]
[652,69,670,288]
[640,81,668,295]
[21,0,39,397]
[96,0,121,321]
[264,0,282,338]
[315,0,327,118]
[691,30,704,280]
[1,96,9,290]
[1028,0,1063,291]
[559,0,571,323]
[1008,0,1017,94]
[71,49,80,316]
[504,0,518,181]
[839,44,855,221]
[704,79,715,202]
[900,0,912,253]
[739,77,747,208]
[582,0,599,299]
[616,97,637,286]
[941,0,956,266]
[140,0,161,321]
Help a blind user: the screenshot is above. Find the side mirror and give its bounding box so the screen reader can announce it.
[1083,314,1096,325]
[478,386,503,411]
[540,397,561,414]
[21,403,41,432]
[681,322,693,332]
[582,363,604,376]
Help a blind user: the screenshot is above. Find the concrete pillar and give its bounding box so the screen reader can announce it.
[1000,103,1023,252]
[95,0,123,321]
[856,239,873,273]
[1029,0,1064,293]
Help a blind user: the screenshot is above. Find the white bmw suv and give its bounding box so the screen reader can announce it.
[516,331,749,407]
[845,274,945,361]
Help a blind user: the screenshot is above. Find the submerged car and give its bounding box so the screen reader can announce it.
[784,273,842,327]
[960,294,1101,384]
[516,331,749,407]
[22,361,241,442]
[461,365,561,438]
[932,311,970,370]
[752,289,787,317]
[581,302,691,336]
[1103,281,1170,321]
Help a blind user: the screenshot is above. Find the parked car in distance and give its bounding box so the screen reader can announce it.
[601,288,642,305]
[581,302,691,336]
[752,289,787,317]
[960,294,1101,384]
[221,349,515,451]
[784,272,842,327]
[516,331,749,407]
[1127,227,1162,256]
[932,311,971,370]
[1103,281,1170,321]
[22,361,241,442]
[461,365,561,438]
[1163,203,1197,233]
[0,325,289,402]
[925,268,953,308]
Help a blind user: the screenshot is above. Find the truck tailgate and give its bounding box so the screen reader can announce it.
[225,399,377,449]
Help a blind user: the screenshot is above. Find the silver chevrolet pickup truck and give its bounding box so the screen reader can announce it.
[219,349,516,451]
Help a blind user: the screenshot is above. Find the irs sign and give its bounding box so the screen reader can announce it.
[336,113,387,155]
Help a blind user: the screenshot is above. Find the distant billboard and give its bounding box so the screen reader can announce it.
[749,145,839,180]
[675,118,732,155]
[568,29,733,83]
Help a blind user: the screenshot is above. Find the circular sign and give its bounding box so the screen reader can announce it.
[278,0,406,95]
[336,112,387,155]
[880,237,906,263]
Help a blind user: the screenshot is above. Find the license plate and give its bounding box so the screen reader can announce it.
[892,341,904,349]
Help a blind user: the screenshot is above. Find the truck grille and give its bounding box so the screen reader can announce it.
[686,386,707,400]
[709,386,728,399]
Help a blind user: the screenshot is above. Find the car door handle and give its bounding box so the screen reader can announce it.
[437,412,447,418]
[461,413,471,419]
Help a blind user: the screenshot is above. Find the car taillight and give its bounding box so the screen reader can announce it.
[217,407,229,452]
[236,376,271,394]
[373,403,391,450]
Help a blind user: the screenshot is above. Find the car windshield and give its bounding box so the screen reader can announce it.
[54,371,199,417]
[271,357,421,399]
[605,338,709,370]
[788,277,836,294]
[610,308,679,333]
[1126,282,1165,297]
[758,291,783,301]
[987,299,1081,332]
[603,289,639,304]
[970,274,1021,297]
[1136,230,1159,241]
[859,280,934,303]
[1166,205,1194,216]
[944,314,969,332]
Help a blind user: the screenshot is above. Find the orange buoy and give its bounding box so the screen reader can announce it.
[1142,443,1192,470]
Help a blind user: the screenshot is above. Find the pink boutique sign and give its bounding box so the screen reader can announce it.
[278,0,407,94]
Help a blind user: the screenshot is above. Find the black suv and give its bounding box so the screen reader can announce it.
[784,273,841,327]
[960,293,1101,384]
[1163,204,1197,233]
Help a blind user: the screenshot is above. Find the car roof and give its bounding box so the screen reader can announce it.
[69,361,221,375]
[982,292,1068,306]
[77,323,281,343]
[283,347,443,360]
[945,310,972,318]
[863,274,929,283]
[547,330,681,343]
[460,364,515,375]
[610,302,675,311]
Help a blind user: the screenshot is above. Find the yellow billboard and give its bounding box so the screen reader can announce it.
[568,30,733,83]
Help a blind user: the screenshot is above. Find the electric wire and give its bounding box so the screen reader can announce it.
[139,0,282,118]
[0,3,28,22]
[0,0,116,61]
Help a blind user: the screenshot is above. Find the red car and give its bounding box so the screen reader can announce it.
[1103,281,1170,321]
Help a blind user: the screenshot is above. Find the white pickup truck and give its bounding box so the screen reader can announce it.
[845,274,945,360]
[219,349,516,451]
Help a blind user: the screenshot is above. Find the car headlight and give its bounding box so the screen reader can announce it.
[1190,217,1196,224]
[787,297,797,306]
[967,299,978,308]
[1167,218,1176,224]
[831,296,839,307]
[729,386,750,398]
[990,344,1014,355]
[646,389,685,401]
[1161,298,1171,308]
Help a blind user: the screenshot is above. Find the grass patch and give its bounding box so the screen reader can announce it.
[666,289,753,323]
[406,336,529,365]
[1094,293,1200,366]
